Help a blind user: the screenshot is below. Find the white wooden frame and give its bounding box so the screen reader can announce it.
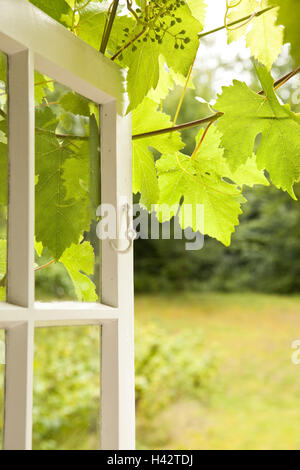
[0,0,135,451]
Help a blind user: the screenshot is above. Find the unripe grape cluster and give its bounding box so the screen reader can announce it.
[122,0,191,54]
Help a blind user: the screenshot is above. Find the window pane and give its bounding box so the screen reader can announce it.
[33,325,101,450]
[0,329,5,449]
[34,72,101,302]
[0,52,8,302]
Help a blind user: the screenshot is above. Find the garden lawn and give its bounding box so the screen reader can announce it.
[135,293,300,450]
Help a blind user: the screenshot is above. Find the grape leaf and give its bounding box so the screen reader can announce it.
[76,2,106,49]
[0,53,7,82]
[226,155,269,188]
[147,57,194,103]
[60,92,90,116]
[160,4,202,77]
[227,0,283,70]
[0,142,7,206]
[122,3,202,111]
[156,126,246,246]
[34,71,54,106]
[124,36,160,113]
[186,0,207,24]
[77,2,134,51]
[60,242,97,302]
[132,98,184,209]
[35,108,91,260]
[29,0,71,25]
[274,0,300,66]
[62,116,100,213]
[215,63,300,198]
[35,238,43,258]
[0,239,6,281]
[193,126,269,188]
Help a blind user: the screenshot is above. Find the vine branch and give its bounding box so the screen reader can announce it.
[191,121,213,160]
[111,26,147,61]
[132,65,300,141]
[173,60,195,127]
[198,5,276,40]
[35,259,55,272]
[100,0,119,54]
[133,113,223,140]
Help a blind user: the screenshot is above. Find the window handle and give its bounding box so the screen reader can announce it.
[109,203,136,254]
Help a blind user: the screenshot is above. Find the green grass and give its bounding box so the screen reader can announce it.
[135,293,300,450]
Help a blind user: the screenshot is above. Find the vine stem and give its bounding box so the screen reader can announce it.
[0,273,6,287]
[190,121,213,160]
[36,127,88,141]
[173,60,195,127]
[133,65,300,141]
[111,26,147,61]
[198,5,275,40]
[133,113,223,141]
[100,0,119,54]
[34,259,55,272]
[258,65,300,95]
[71,0,78,32]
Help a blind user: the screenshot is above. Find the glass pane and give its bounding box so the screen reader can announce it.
[34,72,101,302]
[33,325,101,450]
[0,52,8,302]
[0,329,5,449]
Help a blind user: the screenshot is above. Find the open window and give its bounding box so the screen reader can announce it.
[0,0,134,450]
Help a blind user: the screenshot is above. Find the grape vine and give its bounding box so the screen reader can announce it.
[0,0,299,302]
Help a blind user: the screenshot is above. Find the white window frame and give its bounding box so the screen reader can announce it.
[0,0,135,451]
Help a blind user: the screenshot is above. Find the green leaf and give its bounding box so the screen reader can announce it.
[274,0,300,66]
[225,155,269,188]
[77,2,134,51]
[29,0,71,25]
[125,36,160,113]
[215,64,300,198]
[193,126,269,188]
[0,239,6,280]
[160,4,202,77]
[0,142,7,206]
[147,56,194,103]
[0,287,5,302]
[227,0,283,70]
[121,3,202,111]
[35,238,44,258]
[34,71,54,105]
[63,147,90,201]
[60,92,90,116]
[76,2,106,49]
[156,126,246,246]
[35,108,92,260]
[0,53,7,83]
[186,0,207,24]
[62,116,100,213]
[132,98,184,209]
[60,242,97,302]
